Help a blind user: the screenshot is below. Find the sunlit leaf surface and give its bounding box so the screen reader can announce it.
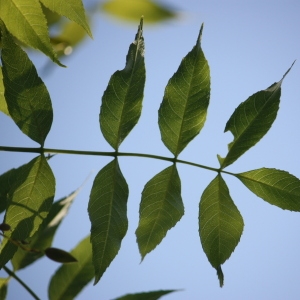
[158,24,210,156]
[218,62,295,168]
[136,164,184,260]
[199,174,244,286]
[100,19,145,150]
[0,68,9,116]
[236,168,300,211]
[88,159,128,284]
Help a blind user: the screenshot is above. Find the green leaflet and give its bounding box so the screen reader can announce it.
[199,174,244,287]
[0,155,55,268]
[218,62,295,169]
[0,68,9,116]
[12,190,78,271]
[88,159,129,285]
[48,235,94,300]
[101,0,176,24]
[40,0,92,38]
[158,23,210,157]
[0,278,8,300]
[235,168,300,211]
[136,164,184,260]
[0,0,63,66]
[0,24,53,146]
[100,18,145,150]
[113,289,179,300]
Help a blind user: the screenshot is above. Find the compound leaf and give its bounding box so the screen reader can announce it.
[88,159,128,285]
[199,174,244,287]
[0,155,55,268]
[0,24,53,146]
[0,0,62,66]
[48,236,94,300]
[235,168,300,211]
[40,0,92,37]
[100,18,145,150]
[218,62,295,168]
[158,23,210,157]
[136,164,184,260]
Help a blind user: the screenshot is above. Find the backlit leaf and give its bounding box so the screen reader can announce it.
[218,62,295,168]
[40,0,92,37]
[12,190,78,271]
[113,289,179,300]
[0,278,8,300]
[199,174,244,287]
[100,18,145,150]
[0,0,62,66]
[48,236,94,300]
[88,159,128,284]
[235,168,300,211]
[0,155,55,268]
[158,24,210,157]
[136,164,184,260]
[101,0,176,24]
[0,68,9,116]
[0,24,53,146]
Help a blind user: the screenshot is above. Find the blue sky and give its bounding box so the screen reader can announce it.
[1,0,300,299]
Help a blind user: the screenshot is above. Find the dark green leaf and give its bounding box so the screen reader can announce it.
[136,164,184,260]
[101,0,176,24]
[199,174,244,286]
[113,289,179,300]
[158,24,210,157]
[0,1,63,66]
[100,18,145,150]
[40,0,92,37]
[88,159,129,284]
[218,62,295,168]
[235,168,300,211]
[48,236,94,300]
[45,247,77,263]
[0,67,9,116]
[0,155,55,268]
[12,190,78,271]
[0,24,53,146]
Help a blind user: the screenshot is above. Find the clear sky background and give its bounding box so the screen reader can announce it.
[1,0,300,299]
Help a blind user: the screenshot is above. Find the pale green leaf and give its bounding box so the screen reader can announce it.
[88,159,128,285]
[100,18,145,150]
[12,190,78,271]
[0,155,55,268]
[0,0,63,66]
[235,168,300,211]
[136,164,184,260]
[101,0,176,24]
[0,68,9,116]
[199,174,244,287]
[113,289,179,300]
[0,24,53,146]
[158,24,210,157]
[40,0,92,37]
[48,235,94,300]
[0,278,8,300]
[218,61,295,168]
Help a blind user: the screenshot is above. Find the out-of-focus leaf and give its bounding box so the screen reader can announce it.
[0,155,55,269]
[218,62,295,169]
[45,247,77,263]
[40,0,92,37]
[158,24,210,157]
[0,278,9,300]
[235,168,300,211]
[88,159,128,285]
[0,68,9,116]
[100,18,145,150]
[136,164,184,260]
[101,0,176,24]
[12,190,78,271]
[0,1,63,66]
[113,289,179,300]
[48,236,94,300]
[0,23,53,146]
[199,174,244,287]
